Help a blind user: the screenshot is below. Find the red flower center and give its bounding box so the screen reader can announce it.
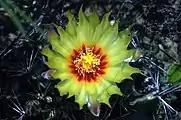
[69,44,108,82]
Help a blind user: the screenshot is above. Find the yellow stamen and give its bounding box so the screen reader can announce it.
[74,47,100,76]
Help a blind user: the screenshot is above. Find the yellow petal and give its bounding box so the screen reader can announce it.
[53,24,78,50]
[107,84,123,96]
[92,12,111,43]
[99,34,116,48]
[53,24,64,37]
[75,84,87,109]
[96,79,112,95]
[67,79,82,98]
[108,49,136,66]
[104,63,140,83]
[85,82,97,95]
[51,70,72,80]
[114,25,133,50]
[76,7,89,46]
[55,79,73,96]
[46,56,68,72]
[98,91,111,107]
[88,8,100,27]
[100,11,112,32]
[42,48,69,71]
[42,47,54,59]
[66,11,77,36]
[47,32,72,58]
[88,8,100,42]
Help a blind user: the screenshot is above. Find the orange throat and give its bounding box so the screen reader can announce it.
[69,44,108,82]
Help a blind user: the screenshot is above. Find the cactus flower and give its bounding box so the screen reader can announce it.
[42,8,140,110]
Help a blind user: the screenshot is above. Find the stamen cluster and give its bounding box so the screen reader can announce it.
[69,45,108,82]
